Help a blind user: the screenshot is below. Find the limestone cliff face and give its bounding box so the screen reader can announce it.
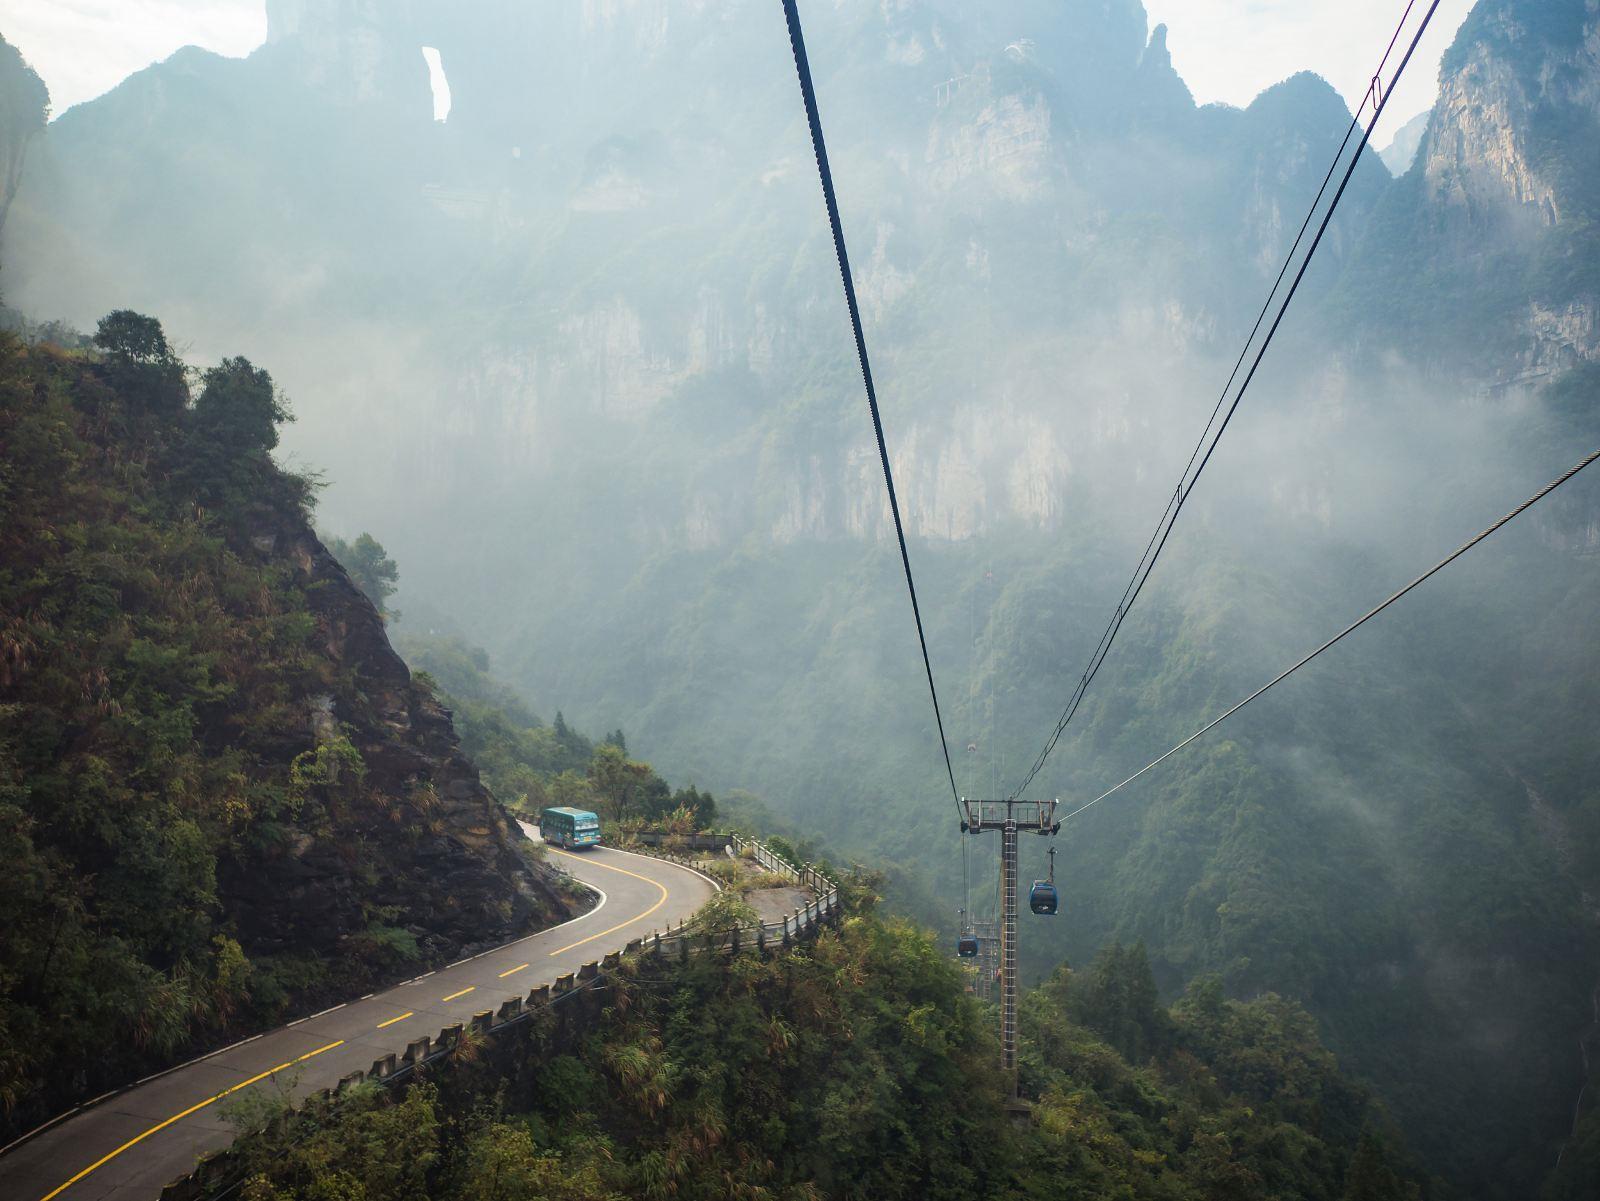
[1423,5,1598,232]
[1414,0,1600,370]
[7,0,1599,567]
[0,35,47,240]
[221,513,570,966]
[264,0,432,111]
[1426,47,1563,231]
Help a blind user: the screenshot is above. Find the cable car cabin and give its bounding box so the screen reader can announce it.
[539,806,602,849]
[957,934,979,958]
[1029,880,1059,915]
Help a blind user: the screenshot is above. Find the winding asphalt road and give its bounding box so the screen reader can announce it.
[0,831,715,1201]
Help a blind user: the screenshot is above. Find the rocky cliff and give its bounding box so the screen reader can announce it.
[0,35,46,241]
[224,514,569,963]
[1349,0,1600,381]
[0,338,570,1138]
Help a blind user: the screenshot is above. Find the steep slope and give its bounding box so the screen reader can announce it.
[224,911,1423,1201]
[1342,0,1600,379]
[0,34,46,241]
[1378,110,1430,175]
[0,326,569,1139]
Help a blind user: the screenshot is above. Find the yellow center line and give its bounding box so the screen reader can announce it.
[546,847,671,956]
[38,852,684,1201]
[39,1040,345,1201]
[498,963,529,978]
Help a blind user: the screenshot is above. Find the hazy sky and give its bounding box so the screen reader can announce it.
[1145,0,1474,128]
[3,0,1473,129]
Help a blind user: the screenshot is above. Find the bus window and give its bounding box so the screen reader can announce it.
[539,806,603,849]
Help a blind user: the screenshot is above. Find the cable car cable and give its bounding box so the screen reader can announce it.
[1062,444,1600,824]
[1007,0,1441,802]
[1006,0,1444,803]
[781,0,962,818]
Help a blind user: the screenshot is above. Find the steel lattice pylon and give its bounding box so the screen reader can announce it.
[962,797,1058,1098]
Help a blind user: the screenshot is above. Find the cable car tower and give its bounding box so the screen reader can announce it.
[961,797,1059,1099]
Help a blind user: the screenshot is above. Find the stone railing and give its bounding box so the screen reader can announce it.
[644,883,841,961]
[157,968,617,1201]
[625,829,736,852]
[729,833,836,896]
[157,842,841,1201]
[615,832,841,952]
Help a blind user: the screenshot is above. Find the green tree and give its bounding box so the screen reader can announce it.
[587,744,671,821]
[90,310,187,414]
[193,356,290,455]
[93,310,170,362]
[1342,1132,1413,1201]
[326,533,400,616]
[1066,941,1170,1064]
[669,785,717,828]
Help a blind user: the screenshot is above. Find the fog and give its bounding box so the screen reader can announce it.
[4,0,1599,1189]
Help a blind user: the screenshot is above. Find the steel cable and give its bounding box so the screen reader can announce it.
[1063,445,1600,823]
[781,0,963,817]
[1008,0,1445,802]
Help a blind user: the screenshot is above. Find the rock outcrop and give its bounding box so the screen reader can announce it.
[221,512,570,963]
[1422,0,1599,232]
[0,35,47,240]
[1358,0,1600,377]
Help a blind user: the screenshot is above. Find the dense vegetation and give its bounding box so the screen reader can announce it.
[0,323,318,1124]
[228,889,1422,1201]
[0,322,557,1139]
[395,626,716,829]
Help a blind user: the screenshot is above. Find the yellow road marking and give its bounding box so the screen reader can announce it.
[38,852,684,1201]
[546,847,671,956]
[39,1040,345,1201]
[498,963,529,978]
[376,1012,412,1029]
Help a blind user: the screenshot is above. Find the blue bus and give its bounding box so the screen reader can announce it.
[539,806,602,849]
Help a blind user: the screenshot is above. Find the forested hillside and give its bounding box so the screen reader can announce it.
[224,891,1426,1201]
[0,323,571,1139]
[391,629,718,831]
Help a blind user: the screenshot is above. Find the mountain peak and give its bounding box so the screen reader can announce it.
[1423,0,1599,232]
[1379,109,1430,175]
[1132,21,1195,118]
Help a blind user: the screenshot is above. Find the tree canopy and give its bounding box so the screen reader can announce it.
[325,532,400,616]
